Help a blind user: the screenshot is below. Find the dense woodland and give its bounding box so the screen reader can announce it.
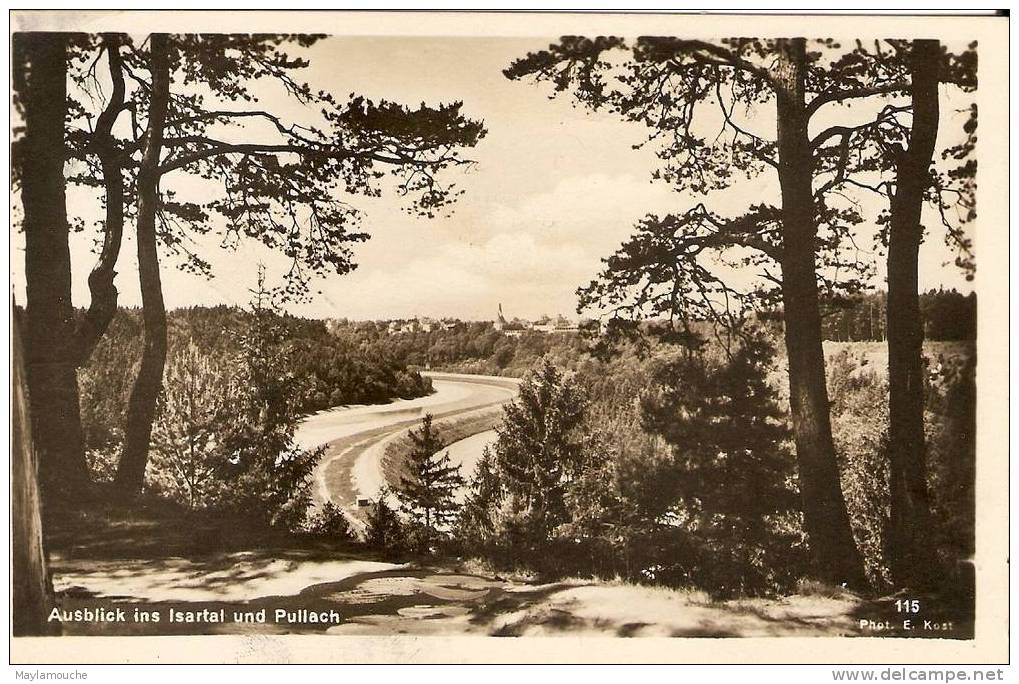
[818,289,976,343]
[78,303,432,491]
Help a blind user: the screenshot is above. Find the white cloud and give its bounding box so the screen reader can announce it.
[310,228,598,320]
[486,172,678,254]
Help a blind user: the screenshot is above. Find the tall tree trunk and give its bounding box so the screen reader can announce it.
[116,34,171,496]
[773,38,868,589]
[12,310,58,636]
[886,39,941,590]
[75,33,127,365]
[13,32,92,502]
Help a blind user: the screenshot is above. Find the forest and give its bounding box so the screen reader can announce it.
[76,302,433,497]
[367,327,974,600]
[330,289,976,379]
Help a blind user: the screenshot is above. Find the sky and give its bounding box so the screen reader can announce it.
[11,35,976,322]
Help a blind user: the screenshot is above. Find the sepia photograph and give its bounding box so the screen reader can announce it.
[8,9,1009,667]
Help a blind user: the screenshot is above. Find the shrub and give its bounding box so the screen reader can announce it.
[364,491,404,552]
[305,502,356,540]
[147,339,231,509]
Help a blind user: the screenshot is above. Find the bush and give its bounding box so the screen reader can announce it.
[305,502,356,540]
[84,446,120,485]
[364,491,404,552]
[147,340,231,509]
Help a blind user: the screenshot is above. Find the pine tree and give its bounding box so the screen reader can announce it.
[492,359,587,539]
[149,339,230,509]
[641,332,804,596]
[394,414,464,542]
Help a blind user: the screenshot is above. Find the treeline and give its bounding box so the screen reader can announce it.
[366,333,975,599]
[818,290,976,343]
[324,319,590,377]
[78,304,432,499]
[320,290,975,379]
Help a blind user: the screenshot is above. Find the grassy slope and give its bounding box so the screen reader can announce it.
[379,408,503,489]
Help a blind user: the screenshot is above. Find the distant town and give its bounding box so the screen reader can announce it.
[380,304,600,336]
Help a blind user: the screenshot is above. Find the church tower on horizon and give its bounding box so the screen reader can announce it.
[494,303,507,331]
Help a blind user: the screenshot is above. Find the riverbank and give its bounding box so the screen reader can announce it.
[298,372,519,526]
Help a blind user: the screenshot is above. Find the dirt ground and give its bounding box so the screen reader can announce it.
[42,509,971,639]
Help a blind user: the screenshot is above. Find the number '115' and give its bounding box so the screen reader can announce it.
[895,599,921,613]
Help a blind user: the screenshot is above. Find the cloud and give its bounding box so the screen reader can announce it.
[312,228,597,320]
[299,172,687,320]
[485,172,678,254]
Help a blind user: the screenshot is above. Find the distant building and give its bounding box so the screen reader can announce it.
[532,315,555,333]
[490,306,591,336]
[387,319,418,334]
[495,304,533,336]
[494,303,508,332]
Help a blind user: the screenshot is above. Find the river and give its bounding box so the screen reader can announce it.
[294,372,519,525]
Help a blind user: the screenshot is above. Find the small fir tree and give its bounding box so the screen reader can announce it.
[365,489,403,551]
[492,359,587,539]
[217,268,322,530]
[394,414,464,542]
[455,446,504,548]
[149,339,230,509]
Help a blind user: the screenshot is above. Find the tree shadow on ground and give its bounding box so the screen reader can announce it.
[43,504,974,639]
[50,567,576,637]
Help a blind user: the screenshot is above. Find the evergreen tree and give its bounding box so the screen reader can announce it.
[641,332,805,596]
[364,489,403,551]
[149,339,230,509]
[456,446,504,547]
[394,414,464,542]
[216,269,322,530]
[492,359,587,539]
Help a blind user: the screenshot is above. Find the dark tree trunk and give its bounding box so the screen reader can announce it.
[12,310,58,636]
[75,33,127,365]
[773,38,868,590]
[116,34,171,496]
[886,39,941,590]
[13,32,91,502]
